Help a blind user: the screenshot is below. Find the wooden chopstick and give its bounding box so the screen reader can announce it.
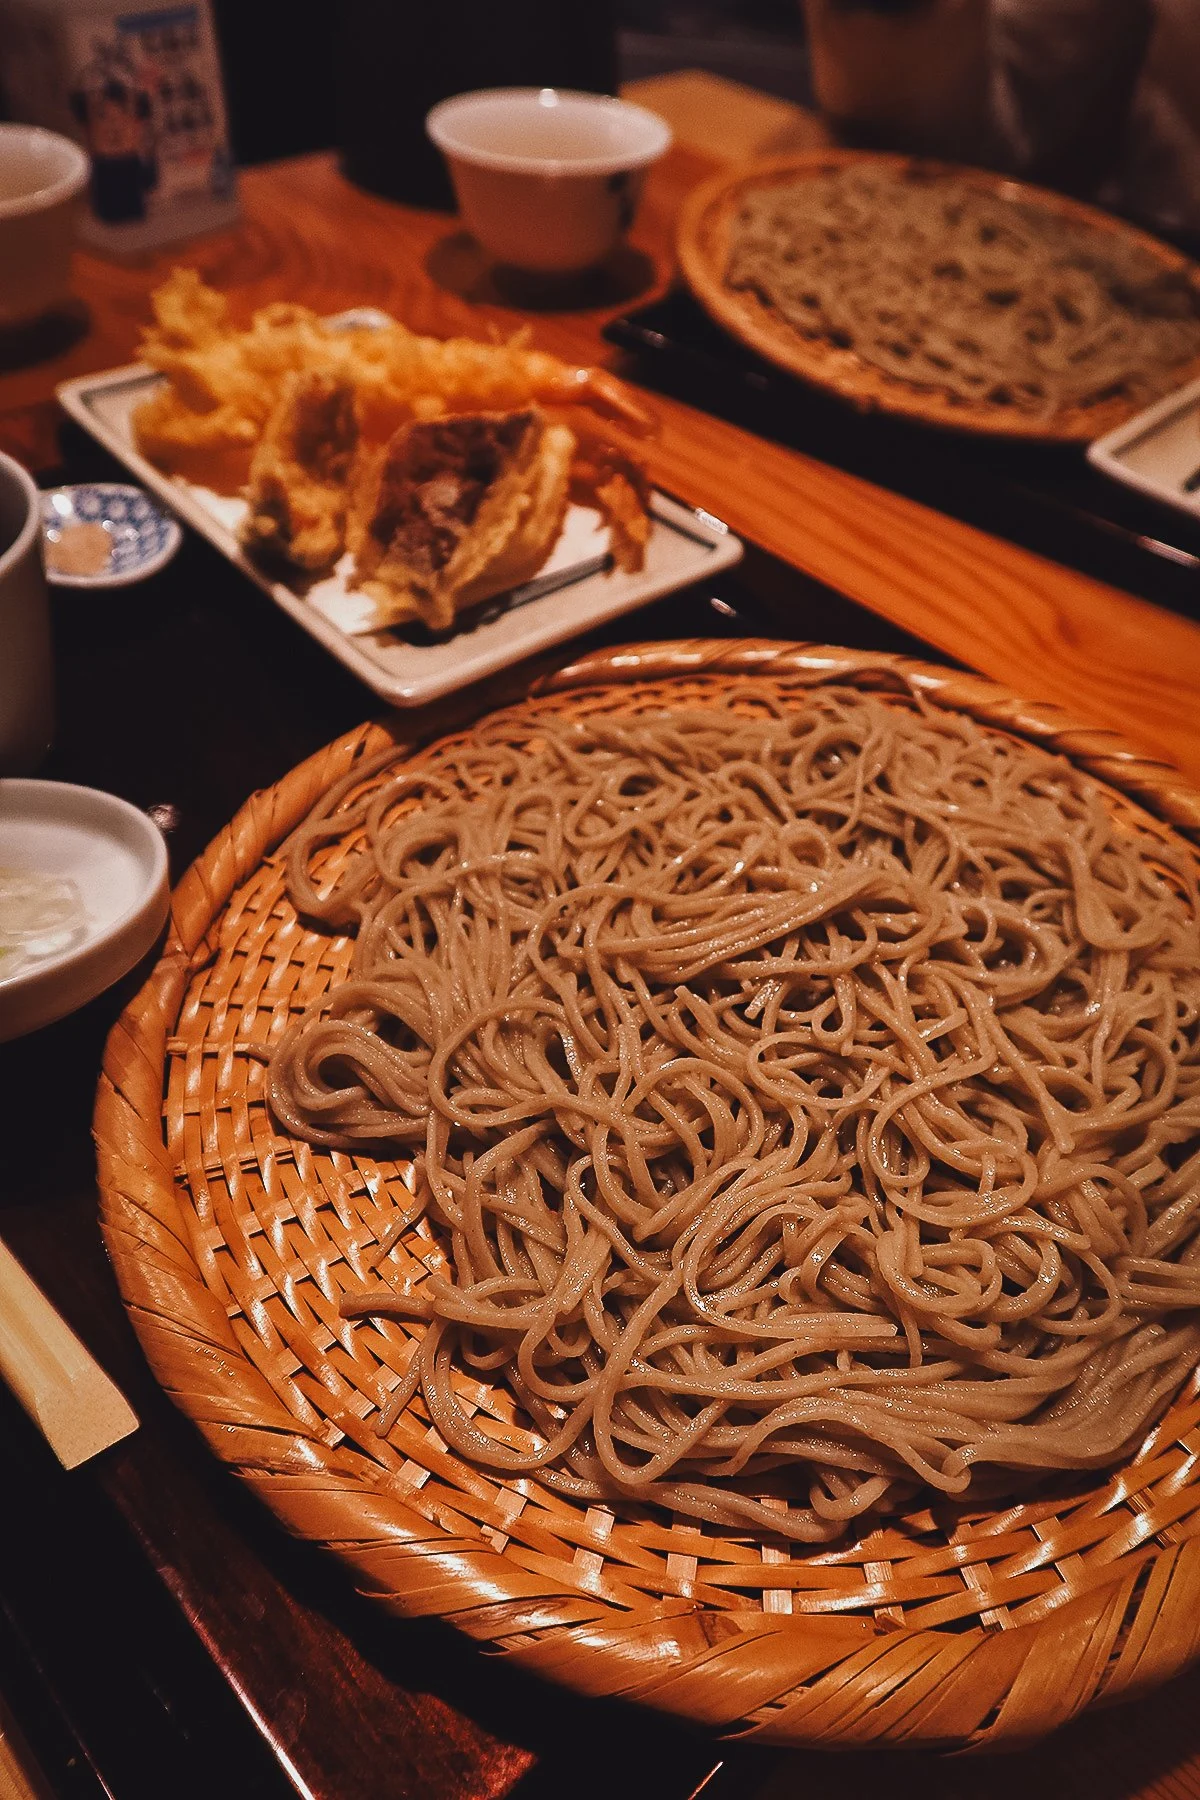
[0,1689,54,1800]
[0,1236,137,1469]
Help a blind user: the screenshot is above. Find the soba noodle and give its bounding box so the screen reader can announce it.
[267,691,1200,1541]
[725,166,1200,416]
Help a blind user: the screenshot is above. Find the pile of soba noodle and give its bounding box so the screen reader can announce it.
[268,689,1200,1542]
[725,165,1200,415]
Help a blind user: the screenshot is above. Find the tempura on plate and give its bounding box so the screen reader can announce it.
[242,371,359,571]
[132,269,656,624]
[347,409,575,631]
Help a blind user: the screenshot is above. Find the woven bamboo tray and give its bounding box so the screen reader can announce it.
[676,150,1200,443]
[95,641,1200,1752]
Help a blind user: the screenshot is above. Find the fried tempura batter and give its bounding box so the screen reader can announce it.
[132,269,657,615]
[242,373,358,571]
[561,409,655,573]
[348,409,573,630]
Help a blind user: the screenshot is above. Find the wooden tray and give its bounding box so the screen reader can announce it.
[676,150,1200,443]
[94,641,1200,1752]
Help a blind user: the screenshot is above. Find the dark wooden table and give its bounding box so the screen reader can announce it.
[5,107,1200,1800]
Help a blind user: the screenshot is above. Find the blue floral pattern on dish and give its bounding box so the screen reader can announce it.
[41,483,182,587]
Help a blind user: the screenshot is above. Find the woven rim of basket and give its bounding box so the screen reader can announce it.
[94,641,1200,1753]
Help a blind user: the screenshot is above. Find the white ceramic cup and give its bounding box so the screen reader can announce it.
[427,87,671,276]
[0,124,89,330]
[0,452,54,774]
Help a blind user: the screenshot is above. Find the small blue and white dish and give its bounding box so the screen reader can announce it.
[41,483,182,589]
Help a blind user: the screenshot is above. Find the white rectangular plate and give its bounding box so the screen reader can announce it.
[1087,375,1200,520]
[57,360,743,707]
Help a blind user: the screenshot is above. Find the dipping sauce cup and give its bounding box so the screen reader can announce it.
[427,87,671,277]
[0,451,53,774]
[0,124,89,330]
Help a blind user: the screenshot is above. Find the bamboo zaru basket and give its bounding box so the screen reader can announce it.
[675,151,1200,444]
[94,642,1200,1752]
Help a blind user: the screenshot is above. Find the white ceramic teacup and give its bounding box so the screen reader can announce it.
[427,87,671,277]
[0,451,54,774]
[0,124,89,330]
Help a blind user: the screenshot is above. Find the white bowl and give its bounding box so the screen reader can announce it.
[427,87,671,276]
[0,124,89,329]
[0,779,169,1042]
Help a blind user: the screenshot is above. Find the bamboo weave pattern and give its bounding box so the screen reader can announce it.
[95,642,1200,1749]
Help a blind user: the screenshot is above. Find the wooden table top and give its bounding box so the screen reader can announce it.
[3,69,1200,1800]
[5,93,1200,780]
